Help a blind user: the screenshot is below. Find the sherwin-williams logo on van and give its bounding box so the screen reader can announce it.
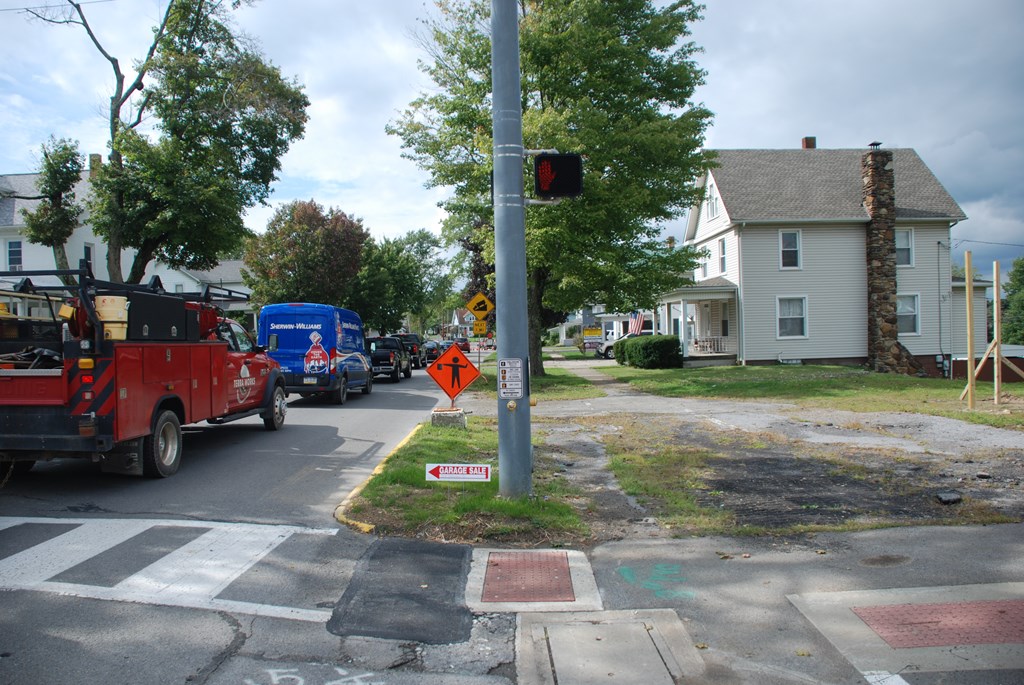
[304,331,329,374]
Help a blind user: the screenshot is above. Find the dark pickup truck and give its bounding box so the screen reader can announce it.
[395,333,427,369]
[366,336,412,382]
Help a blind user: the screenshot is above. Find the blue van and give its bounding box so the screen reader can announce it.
[257,303,372,403]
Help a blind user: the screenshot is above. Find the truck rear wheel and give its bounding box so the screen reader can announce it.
[332,377,348,405]
[403,362,412,378]
[391,366,401,382]
[143,411,182,478]
[263,385,287,430]
[362,374,373,395]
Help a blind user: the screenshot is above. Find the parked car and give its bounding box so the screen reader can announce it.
[394,333,427,369]
[424,340,441,364]
[453,336,470,352]
[598,332,651,359]
[366,336,412,382]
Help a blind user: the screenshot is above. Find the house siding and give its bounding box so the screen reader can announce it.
[894,224,953,357]
[951,287,990,357]
[740,224,868,362]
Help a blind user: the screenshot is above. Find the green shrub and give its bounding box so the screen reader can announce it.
[625,335,683,369]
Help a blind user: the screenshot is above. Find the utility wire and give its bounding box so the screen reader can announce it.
[952,239,1024,249]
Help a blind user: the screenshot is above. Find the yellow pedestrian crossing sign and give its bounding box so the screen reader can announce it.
[467,292,494,320]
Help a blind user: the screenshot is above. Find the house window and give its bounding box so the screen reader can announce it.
[780,230,801,269]
[174,284,185,293]
[718,237,726,273]
[701,259,708,278]
[706,183,720,219]
[777,296,807,338]
[895,229,913,266]
[721,302,729,338]
[6,240,22,271]
[897,294,919,335]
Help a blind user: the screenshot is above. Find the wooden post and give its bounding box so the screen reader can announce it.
[964,252,976,410]
[992,261,1002,405]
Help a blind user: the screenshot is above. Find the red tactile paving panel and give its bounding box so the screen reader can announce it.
[481,551,576,602]
[852,600,1024,649]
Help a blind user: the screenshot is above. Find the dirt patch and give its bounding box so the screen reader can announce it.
[541,413,1024,545]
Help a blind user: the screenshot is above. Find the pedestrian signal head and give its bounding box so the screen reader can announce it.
[533,153,583,198]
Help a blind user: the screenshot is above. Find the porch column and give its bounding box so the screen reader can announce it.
[680,298,689,358]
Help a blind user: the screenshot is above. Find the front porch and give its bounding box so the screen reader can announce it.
[658,277,740,368]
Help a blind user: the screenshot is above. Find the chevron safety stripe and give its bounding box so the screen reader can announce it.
[67,357,116,417]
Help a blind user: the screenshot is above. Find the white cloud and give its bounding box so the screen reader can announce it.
[3,0,1022,261]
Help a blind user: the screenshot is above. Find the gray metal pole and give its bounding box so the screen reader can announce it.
[491,0,532,497]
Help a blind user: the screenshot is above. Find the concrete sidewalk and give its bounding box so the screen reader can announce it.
[456,356,1024,683]
[460,525,1023,684]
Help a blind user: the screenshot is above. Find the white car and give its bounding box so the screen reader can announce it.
[597,332,649,359]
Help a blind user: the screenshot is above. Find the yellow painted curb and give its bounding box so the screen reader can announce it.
[333,422,424,533]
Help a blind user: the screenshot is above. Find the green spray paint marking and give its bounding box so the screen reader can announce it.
[617,563,695,600]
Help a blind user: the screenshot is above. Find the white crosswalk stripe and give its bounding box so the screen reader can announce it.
[0,517,338,623]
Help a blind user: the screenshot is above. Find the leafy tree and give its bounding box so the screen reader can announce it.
[1003,257,1024,345]
[29,0,308,283]
[400,229,455,333]
[13,137,84,281]
[347,235,436,334]
[388,0,713,374]
[241,200,369,308]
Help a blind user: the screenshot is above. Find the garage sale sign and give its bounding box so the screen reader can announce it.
[426,463,492,482]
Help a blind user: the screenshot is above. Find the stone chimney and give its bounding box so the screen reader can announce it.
[862,148,923,375]
[89,153,103,179]
[801,136,816,149]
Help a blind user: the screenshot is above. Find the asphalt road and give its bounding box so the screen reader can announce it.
[0,369,484,685]
[0,370,444,527]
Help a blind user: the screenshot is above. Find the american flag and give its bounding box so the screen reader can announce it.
[628,311,645,335]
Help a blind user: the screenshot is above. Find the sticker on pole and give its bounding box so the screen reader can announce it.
[497,358,524,399]
[426,463,492,482]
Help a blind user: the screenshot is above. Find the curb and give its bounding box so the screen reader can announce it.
[333,422,425,533]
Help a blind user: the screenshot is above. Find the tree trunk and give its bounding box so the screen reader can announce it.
[527,267,546,377]
[51,245,73,286]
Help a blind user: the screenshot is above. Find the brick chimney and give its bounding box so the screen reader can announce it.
[862,148,923,375]
[801,136,816,149]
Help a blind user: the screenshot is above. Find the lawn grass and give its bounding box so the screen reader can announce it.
[346,418,588,544]
[598,364,1024,429]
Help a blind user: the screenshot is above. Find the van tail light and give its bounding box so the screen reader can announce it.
[389,352,395,364]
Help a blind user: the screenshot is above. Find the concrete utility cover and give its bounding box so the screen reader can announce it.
[516,610,704,685]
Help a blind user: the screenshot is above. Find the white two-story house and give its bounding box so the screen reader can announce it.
[656,139,983,377]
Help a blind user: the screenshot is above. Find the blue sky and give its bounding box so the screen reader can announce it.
[2,0,1021,281]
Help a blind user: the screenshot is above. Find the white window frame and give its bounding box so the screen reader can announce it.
[779,230,801,270]
[706,183,720,219]
[895,228,914,267]
[700,258,708,278]
[897,293,920,335]
[718,237,726,273]
[776,296,808,339]
[6,240,23,271]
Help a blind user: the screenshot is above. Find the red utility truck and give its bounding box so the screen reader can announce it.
[0,265,287,478]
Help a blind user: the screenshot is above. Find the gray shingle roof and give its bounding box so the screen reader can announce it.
[710,148,966,223]
[183,259,245,285]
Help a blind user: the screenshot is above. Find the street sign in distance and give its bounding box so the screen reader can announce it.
[466,292,494,321]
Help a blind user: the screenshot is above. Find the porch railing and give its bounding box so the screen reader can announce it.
[688,336,731,354]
